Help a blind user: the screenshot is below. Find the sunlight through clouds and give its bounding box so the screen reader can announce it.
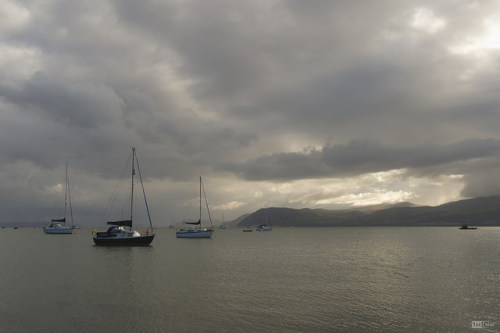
[449,18,500,55]
[334,191,414,207]
[411,8,446,34]
[0,1,30,33]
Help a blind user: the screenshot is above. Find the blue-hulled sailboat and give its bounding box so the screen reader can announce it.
[176,177,214,238]
[44,164,74,234]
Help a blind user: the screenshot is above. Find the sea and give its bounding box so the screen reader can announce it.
[0,227,499,332]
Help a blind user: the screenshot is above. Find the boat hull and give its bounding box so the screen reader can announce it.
[176,230,213,238]
[43,227,73,234]
[93,234,155,246]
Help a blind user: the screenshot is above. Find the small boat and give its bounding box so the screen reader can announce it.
[256,224,272,231]
[93,148,155,246]
[44,164,74,235]
[219,212,227,229]
[459,225,477,230]
[243,226,253,232]
[176,225,213,238]
[44,220,73,234]
[176,177,214,239]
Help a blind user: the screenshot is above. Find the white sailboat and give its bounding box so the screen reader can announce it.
[176,177,214,238]
[93,147,155,246]
[44,164,74,234]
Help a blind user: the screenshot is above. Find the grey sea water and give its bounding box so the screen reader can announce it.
[0,227,499,332]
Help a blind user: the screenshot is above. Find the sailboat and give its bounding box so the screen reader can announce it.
[256,207,272,231]
[44,164,74,234]
[176,177,214,238]
[93,147,155,246]
[256,224,272,231]
[219,212,227,229]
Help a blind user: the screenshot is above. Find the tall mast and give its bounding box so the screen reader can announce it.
[130,147,136,226]
[64,162,68,224]
[67,163,74,228]
[199,176,202,224]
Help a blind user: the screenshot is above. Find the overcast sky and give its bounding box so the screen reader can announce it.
[2,0,500,226]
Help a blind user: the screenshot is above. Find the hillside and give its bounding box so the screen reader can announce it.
[233,196,500,227]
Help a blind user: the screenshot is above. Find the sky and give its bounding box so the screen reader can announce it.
[1,0,500,227]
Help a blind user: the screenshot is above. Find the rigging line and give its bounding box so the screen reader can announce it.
[99,151,133,224]
[135,151,154,233]
[201,177,214,227]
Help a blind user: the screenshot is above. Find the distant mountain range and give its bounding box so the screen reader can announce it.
[231,196,500,227]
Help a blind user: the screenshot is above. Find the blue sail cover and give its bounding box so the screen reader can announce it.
[185,220,201,225]
[107,220,132,227]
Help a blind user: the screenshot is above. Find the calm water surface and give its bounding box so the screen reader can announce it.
[0,227,499,332]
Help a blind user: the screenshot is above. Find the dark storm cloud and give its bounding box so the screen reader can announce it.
[1,0,500,223]
[3,72,121,128]
[224,139,500,181]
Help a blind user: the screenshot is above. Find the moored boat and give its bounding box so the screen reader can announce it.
[256,224,272,231]
[44,164,74,235]
[176,177,214,239]
[44,220,73,234]
[459,224,477,230]
[93,147,155,246]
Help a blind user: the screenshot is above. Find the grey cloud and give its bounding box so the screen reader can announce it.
[461,158,500,198]
[3,72,123,128]
[2,0,500,224]
[224,139,500,181]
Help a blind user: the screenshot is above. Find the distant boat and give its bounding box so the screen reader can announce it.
[176,177,214,239]
[93,147,155,246]
[243,226,253,232]
[44,164,74,235]
[256,209,272,231]
[219,212,227,229]
[256,224,272,231]
[459,225,477,230]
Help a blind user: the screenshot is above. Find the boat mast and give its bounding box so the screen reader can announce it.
[199,176,202,226]
[67,163,74,228]
[201,177,214,228]
[130,147,136,227]
[64,163,68,224]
